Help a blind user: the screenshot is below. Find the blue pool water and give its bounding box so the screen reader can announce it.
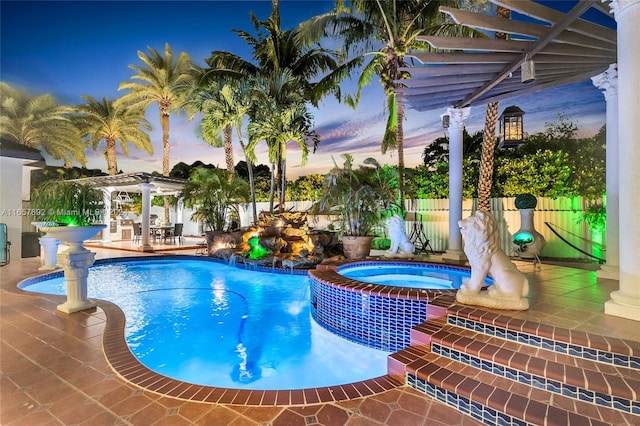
[338,262,492,290]
[19,259,388,390]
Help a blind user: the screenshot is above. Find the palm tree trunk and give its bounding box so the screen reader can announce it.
[279,144,287,213]
[269,162,276,213]
[223,125,235,182]
[238,140,257,224]
[106,138,118,176]
[477,102,499,211]
[161,112,171,222]
[396,92,405,202]
[476,6,510,212]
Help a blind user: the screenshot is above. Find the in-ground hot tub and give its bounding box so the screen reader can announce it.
[309,261,492,352]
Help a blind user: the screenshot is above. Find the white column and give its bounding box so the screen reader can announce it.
[101,187,114,243]
[591,64,620,280]
[606,0,640,321]
[177,198,184,224]
[442,106,471,262]
[140,182,154,252]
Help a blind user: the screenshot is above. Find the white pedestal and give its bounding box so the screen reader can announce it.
[41,225,105,314]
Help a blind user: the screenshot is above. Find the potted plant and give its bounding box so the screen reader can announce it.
[29,180,106,313]
[314,155,400,259]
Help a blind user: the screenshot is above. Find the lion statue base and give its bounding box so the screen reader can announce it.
[456,210,529,311]
[385,215,415,258]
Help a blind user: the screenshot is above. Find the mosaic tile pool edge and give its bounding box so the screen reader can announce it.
[310,276,429,352]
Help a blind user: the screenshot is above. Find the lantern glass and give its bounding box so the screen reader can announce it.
[499,105,525,148]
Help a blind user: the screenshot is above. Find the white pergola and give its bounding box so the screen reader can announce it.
[398,0,639,321]
[69,172,186,252]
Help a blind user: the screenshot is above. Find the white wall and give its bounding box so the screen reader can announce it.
[0,157,25,261]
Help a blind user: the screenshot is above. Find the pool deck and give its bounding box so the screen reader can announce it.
[1,248,638,425]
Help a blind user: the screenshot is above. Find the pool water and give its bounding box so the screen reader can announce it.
[20,259,388,390]
[338,263,492,290]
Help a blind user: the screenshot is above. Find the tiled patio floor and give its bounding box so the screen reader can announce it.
[1,249,638,425]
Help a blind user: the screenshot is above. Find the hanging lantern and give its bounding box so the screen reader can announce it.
[499,105,525,149]
[521,56,536,84]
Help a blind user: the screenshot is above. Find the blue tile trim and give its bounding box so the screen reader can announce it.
[433,343,636,416]
[408,373,531,426]
[309,276,428,352]
[447,315,640,370]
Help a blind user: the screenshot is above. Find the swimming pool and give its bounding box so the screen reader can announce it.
[19,258,388,390]
[338,262,493,290]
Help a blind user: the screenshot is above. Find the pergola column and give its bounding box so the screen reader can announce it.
[101,187,114,243]
[140,182,154,252]
[606,0,640,321]
[591,64,619,280]
[442,106,470,262]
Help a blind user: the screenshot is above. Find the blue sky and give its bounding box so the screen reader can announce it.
[1,1,612,178]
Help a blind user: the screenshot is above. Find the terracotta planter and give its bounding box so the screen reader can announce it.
[342,235,374,259]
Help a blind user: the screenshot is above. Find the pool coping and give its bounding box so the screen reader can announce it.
[12,255,404,406]
[312,259,468,301]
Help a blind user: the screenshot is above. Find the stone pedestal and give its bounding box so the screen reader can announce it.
[56,249,97,314]
[41,225,105,314]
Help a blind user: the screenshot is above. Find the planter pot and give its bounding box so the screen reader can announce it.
[342,235,375,260]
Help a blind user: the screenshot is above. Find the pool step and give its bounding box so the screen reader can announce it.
[389,305,640,425]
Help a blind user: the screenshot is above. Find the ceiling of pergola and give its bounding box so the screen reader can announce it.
[401,0,617,112]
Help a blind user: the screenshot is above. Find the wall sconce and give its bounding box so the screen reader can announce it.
[521,55,535,84]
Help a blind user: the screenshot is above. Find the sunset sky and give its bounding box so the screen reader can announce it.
[1,1,613,178]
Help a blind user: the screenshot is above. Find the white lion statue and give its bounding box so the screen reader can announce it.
[456,210,529,310]
[385,215,415,257]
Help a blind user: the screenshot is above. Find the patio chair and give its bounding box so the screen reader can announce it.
[168,223,183,244]
[406,212,435,255]
[132,222,142,243]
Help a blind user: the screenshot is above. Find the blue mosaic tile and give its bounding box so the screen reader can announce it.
[547,380,562,393]
[496,411,511,426]
[630,357,640,369]
[595,392,611,406]
[541,339,554,351]
[631,401,640,415]
[613,397,630,411]
[598,352,613,363]
[613,354,628,367]
[568,345,582,357]
[562,384,577,399]
[578,388,594,403]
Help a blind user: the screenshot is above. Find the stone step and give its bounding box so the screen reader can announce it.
[447,304,640,370]
[389,346,630,426]
[421,320,639,415]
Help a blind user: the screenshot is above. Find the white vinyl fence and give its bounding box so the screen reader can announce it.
[176,197,602,261]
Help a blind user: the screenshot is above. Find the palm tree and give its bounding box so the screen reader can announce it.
[180,167,250,232]
[247,70,319,211]
[117,43,196,220]
[75,96,153,175]
[200,0,350,210]
[0,82,86,167]
[185,78,259,222]
[476,5,510,211]
[299,0,466,196]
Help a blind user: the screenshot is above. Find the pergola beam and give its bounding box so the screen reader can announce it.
[458,0,598,107]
